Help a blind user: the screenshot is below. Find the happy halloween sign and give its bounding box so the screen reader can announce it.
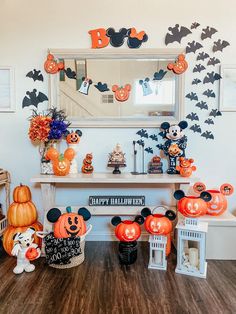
[89,196,145,206]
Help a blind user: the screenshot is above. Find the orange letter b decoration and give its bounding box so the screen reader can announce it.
[88,28,109,49]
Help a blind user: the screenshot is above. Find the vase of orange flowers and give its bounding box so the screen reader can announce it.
[28,108,70,174]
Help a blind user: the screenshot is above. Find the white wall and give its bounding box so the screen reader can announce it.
[0,0,236,239]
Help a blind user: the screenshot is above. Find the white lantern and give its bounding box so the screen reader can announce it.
[148,235,167,270]
[175,217,208,278]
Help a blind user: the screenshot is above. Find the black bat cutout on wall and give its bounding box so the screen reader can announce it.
[192,78,201,85]
[158,131,166,139]
[153,70,167,80]
[136,129,149,138]
[137,139,144,146]
[207,57,220,66]
[149,134,158,141]
[190,124,202,133]
[186,112,199,121]
[209,109,222,117]
[26,69,44,82]
[201,131,214,140]
[186,92,198,101]
[203,89,216,98]
[191,22,200,29]
[22,89,48,108]
[145,147,154,154]
[197,52,210,61]
[186,41,203,54]
[205,118,214,125]
[193,64,206,73]
[213,39,230,52]
[203,72,222,84]
[201,27,218,40]
[64,68,76,79]
[165,24,192,45]
[196,101,208,110]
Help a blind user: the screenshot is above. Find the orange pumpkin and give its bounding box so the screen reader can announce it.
[3,221,43,256]
[174,190,212,218]
[7,201,37,227]
[112,84,131,102]
[111,216,144,242]
[206,190,227,216]
[25,247,40,261]
[66,130,82,144]
[167,54,188,75]
[13,184,32,203]
[47,206,91,238]
[44,53,64,74]
[53,154,70,176]
[144,214,174,235]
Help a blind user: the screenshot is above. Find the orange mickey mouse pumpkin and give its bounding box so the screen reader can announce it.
[167,54,188,75]
[111,216,144,242]
[44,53,64,74]
[112,84,131,102]
[141,207,176,235]
[66,129,82,145]
[25,247,40,261]
[174,190,212,218]
[47,206,91,238]
[176,157,196,177]
[52,154,70,176]
[206,190,227,216]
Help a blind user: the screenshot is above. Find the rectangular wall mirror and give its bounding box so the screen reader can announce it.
[49,49,185,127]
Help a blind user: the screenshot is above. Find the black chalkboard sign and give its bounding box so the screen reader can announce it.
[44,233,82,265]
[89,195,145,206]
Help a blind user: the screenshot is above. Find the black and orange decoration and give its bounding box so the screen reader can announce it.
[176,157,196,177]
[112,84,131,102]
[44,53,64,74]
[167,54,188,75]
[88,27,148,49]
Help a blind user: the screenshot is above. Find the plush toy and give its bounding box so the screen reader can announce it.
[157,121,188,174]
[176,157,196,177]
[11,227,41,274]
[167,54,188,75]
[65,129,83,174]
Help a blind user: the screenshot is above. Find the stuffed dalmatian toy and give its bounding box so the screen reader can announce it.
[11,227,41,275]
[157,121,188,174]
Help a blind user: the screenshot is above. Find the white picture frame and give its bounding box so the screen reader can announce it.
[220,64,236,112]
[0,66,15,112]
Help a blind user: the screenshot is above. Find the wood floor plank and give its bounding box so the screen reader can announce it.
[0,242,236,314]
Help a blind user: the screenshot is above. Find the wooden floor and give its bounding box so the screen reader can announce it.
[0,242,236,314]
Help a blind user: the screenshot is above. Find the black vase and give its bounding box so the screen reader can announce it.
[118,241,138,265]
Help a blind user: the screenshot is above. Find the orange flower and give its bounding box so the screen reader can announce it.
[28,116,52,142]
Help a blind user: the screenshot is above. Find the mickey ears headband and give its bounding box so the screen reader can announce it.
[141,207,176,221]
[111,215,144,226]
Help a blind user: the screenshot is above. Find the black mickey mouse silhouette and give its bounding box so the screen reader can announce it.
[106,28,128,47]
[127,28,148,48]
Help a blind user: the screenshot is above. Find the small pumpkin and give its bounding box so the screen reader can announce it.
[13,184,32,203]
[174,190,212,218]
[111,216,144,242]
[47,206,91,238]
[66,129,82,144]
[3,221,43,256]
[25,247,40,261]
[53,154,70,176]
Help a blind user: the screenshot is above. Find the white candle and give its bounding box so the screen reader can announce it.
[154,250,163,265]
[189,248,199,267]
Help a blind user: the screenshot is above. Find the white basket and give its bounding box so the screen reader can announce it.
[0,217,7,237]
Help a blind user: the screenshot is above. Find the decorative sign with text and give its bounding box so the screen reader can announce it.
[89,196,145,206]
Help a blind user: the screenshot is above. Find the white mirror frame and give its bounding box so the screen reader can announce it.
[220,64,236,112]
[0,66,15,112]
[48,48,185,128]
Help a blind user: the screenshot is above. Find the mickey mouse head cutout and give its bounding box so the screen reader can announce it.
[47,206,91,238]
[106,28,128,47]
[44,54,64,74]
[141,207,176,235]
[112,84,131,102]
[167,54,188,75]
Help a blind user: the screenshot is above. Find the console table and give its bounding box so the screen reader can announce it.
[31,173,196,233]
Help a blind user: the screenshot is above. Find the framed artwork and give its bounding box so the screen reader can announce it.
[0,67,15,112]
[220,65,236,112]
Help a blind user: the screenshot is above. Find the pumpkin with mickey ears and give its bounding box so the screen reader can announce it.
[66,129,82,145]
[47,206,91,238]
[112,84,131,102]
[141,207,176,235]
[111,215,144,242]
[44,53,64,74]
[174,190,212,218]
